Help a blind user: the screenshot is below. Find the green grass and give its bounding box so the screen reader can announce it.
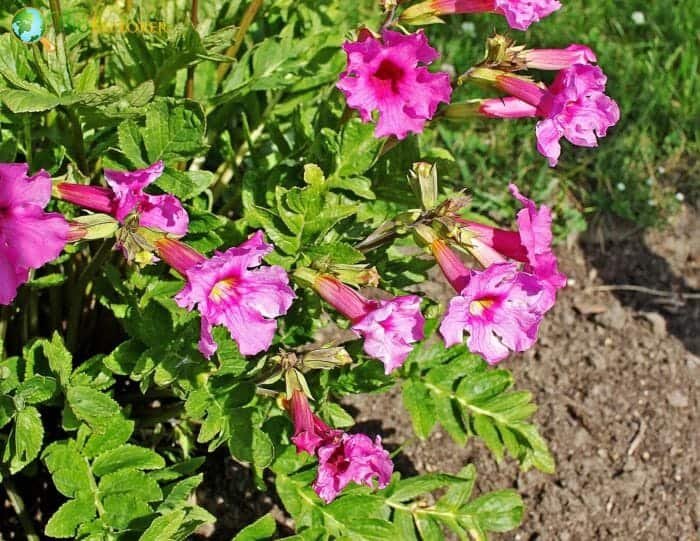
[424,0,700,231]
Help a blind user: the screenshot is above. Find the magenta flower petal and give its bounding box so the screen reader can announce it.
[495,0,561,30]
[523,44,597,70]
[352,295,425,373]
[314,433,393,503]
[173,231,295,358]
[288,390,342,456]
[439,263,544,364]
[104,161,189,236]
[0,164,69,305]
[508,184,567,312]
[337,30,452,139]
[138,193,189,236]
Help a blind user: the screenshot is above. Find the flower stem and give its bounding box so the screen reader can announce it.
[0,305,10,361]
[2,474,40,541]
[185,0,199,99]
[216,0,264,84]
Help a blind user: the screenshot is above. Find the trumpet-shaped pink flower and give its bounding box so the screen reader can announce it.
[521,44,596,70]
[310,273,425,373]
[157,232,295,358]
[429,239,545,363]
[535,64,620,166]
[472,64,619,166]
[337,29,452,139]
[57,161,189,236]
[314,432,394,503]
[402,0,560,31]
[289,390,341,456]
[440,263,544,364]
[0,164,69,305]
[285,390,394,503]
[456,184,566,312]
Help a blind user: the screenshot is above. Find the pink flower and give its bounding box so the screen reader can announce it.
[401,0,560,31]
[288,390,341,456]
[0,164,69,305]
[429,239,544,363]
[310,273,425,373]
[56,161,189,236]
[456,184,566,312]
[521,44,596,70]
[337,29,452,139]
[314,432,393,503]
[156,232,295,358]
[440,262,544,364]
[535,65,620,166]
[472,65,619,166]
[494,0,562,31]
[285,390,394,503]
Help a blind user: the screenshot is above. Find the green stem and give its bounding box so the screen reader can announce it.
[0,305,10,361]
[23,116,32,168]
[216,0,264,84]
[2,474,40,541]
[185,0,199,99]
[66,241,113,353]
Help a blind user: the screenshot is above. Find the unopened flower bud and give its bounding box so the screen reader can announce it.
[408,162,439,210]
[68,213,119,242]
[302,347,353,370]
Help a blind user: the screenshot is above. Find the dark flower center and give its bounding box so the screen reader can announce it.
[373,59,404,93]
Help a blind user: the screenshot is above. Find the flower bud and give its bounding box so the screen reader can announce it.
[302,347,353,370]
[408,162,439,210]
[68,213,119,242]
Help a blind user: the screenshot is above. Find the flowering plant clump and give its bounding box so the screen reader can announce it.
[0,1,617,539]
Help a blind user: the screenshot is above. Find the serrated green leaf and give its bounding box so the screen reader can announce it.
[232,512,277,541]
[67,386,120,429]
[336,119,383,178]
[159,474,203,512]
[389,474,469,503]
[402,380,436,439]
[43,440,93,499]
[462,490,524,533]
[1,88,60,113]
[98,469,162,501]
[45,498,96,538]
[43,332,72,387]
[92,444,165,476]
[15,375,57,405]
[138,509,186,541]
[5,405,43,473]
[83,416,135,458]
[0,395,14,429]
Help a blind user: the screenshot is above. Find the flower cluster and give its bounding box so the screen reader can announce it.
[460,43,619,166]
[418,183,566,364]
[288,390,393,503]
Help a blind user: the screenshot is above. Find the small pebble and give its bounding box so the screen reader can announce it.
[642,452,650,461]
[667,390,689,409]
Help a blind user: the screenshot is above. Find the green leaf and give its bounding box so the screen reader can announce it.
[5,406,43,473]
[15,375,57,405]
[159,474,203,512]
[92,444,165,476]
[43,440,93,499]
[0,395,14,429]
[83,416,135,458]
[1,88,60,113]
[138,509,186,541]
[103,339,144,376]
[389,474,469,503]
[232,513,277,541]
[401,380,436,439]
[336,119,383,178]
[463,490,524,533]
[66,386,120,429]
[43,332,72,387]
[45,498,96,538]
[98,469,162,501]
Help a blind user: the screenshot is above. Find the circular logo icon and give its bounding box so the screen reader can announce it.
[12,7,46,44]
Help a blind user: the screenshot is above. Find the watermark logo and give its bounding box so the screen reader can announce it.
[10,5,169,47]
[11,7,45,44]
